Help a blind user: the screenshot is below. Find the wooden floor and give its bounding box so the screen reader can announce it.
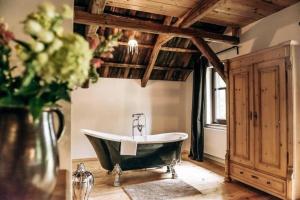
[72,158,278,200]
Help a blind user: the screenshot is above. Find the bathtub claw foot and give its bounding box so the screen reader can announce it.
[171,167,178,179]
[166,166,171,173]
[113,164,122,187]
[170,159,178,179]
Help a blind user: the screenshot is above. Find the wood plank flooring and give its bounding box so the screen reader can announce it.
[72,158,278,200]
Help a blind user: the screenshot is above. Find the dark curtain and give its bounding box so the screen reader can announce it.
[189,56,208,161]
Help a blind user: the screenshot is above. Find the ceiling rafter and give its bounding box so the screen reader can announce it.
[102,62,193,72]
[73,0,299,83]
[141,0,227,87]
[191,37,225,80]
[141,17,173,87]
[74,9,239,44]
[180,0,225,28]
[117,41,198,53]
[86,0,107,37]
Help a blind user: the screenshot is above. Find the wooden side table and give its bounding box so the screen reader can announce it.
[51,170,69,200]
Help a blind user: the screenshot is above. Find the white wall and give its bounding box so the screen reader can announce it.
[238,2,300,55]
[71,79,189,159]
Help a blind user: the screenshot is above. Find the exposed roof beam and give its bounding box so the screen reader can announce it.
[101,62,193,72]
[74,10,239,44]
[140,0,227,87]
[105,0,199,18]
[141,17,173,87]
[191,37,226,81]
[117,41,198,53]
[180,0,224,28]
[86,0,107,37]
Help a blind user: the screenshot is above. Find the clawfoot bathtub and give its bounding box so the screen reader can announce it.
[81,129,188,186]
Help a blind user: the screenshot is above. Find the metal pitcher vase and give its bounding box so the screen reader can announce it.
[0,107,64,200]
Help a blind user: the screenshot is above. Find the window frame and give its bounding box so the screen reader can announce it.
[210,69,227,125]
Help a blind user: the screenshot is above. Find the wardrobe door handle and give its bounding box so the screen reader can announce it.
[253,112,258,119]
[251,175,259,179]
[253,112,258,126]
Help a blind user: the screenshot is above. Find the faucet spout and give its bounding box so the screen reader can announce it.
[132,113,146,139]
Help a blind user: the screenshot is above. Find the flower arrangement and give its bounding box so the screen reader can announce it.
[0,2,121,118]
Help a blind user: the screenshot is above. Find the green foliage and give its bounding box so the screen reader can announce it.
[0,42,72,118]
[94,32,122,57]
[0,3,81,119]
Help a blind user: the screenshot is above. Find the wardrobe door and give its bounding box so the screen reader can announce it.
[254,59,287,177]
[229,66,254,167]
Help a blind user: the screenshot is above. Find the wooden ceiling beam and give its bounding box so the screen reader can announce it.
[101,62,193,72]
[74,10,239,44]
[86,0,107,37]
[141,17,173,87]
[191,37,226,81]
[140,0,228,87]
[180,0,224,28]
[117,41,198,53]
[105,0,199,18]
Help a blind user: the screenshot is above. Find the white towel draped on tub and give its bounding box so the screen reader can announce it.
[120,140,138,156]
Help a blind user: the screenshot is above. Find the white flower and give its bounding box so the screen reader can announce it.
[38,2,56,19]
[24,20,42,35]
[30,41,44,52]
[37,31,54,43]
[53,26,64,37]
[16,45,29,61]
[47,39,63,54]
[37,53,48,65]
[61,4,73,19]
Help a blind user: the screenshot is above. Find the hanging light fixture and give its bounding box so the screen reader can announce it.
[128,35,138,54]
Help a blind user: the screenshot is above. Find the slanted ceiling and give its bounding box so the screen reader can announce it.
[74,0,299,86]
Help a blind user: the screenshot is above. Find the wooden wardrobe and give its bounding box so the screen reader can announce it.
[225,41,300,200]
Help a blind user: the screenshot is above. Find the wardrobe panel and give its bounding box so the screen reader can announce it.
[254,59,287,178]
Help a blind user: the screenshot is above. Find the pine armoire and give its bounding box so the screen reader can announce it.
[225,41,300,200]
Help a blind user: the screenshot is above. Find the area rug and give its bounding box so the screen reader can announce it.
[123,179,201,200]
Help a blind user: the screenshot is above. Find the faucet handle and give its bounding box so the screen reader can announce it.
[132,113,144,117]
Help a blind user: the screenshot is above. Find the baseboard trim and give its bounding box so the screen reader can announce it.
[181,150,225,167]
[203,154,225,167]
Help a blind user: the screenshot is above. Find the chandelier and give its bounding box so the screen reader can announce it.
[128,36,138,54]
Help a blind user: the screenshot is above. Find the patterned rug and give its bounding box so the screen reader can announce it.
[123,179,201,200]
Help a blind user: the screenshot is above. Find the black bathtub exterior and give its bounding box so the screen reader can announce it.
[85,135,183,171]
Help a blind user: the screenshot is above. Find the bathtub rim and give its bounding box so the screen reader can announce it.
[81,129,188,144]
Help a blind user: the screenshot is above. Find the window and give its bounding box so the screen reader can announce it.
[212,70,226,124]
[206,67,227,125]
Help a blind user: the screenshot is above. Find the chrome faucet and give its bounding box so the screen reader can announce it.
[132,113,146,139]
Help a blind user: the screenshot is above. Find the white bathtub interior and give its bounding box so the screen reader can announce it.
[81,129,188,144]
